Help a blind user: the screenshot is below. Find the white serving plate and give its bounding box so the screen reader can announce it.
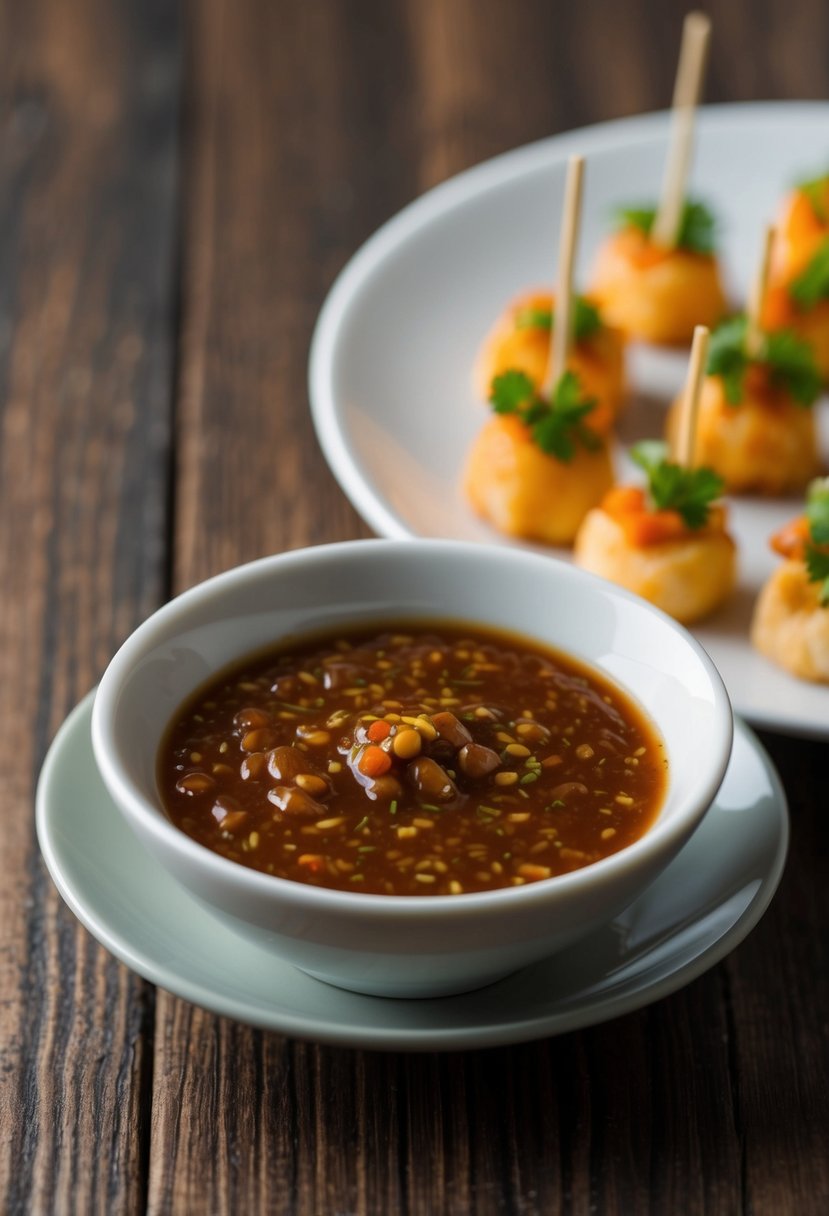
[309,102,829,739]
[37,694,787,1051]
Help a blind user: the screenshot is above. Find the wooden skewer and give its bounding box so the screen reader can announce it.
[745,225,775,360]
[651,12,711,249]
[675,324,710,467]
[544,155,585,396]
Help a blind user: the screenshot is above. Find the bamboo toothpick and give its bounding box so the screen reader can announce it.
[745,225,775,360]
[651,12,711,249]
[544,155,585,396]
[675,325,710,467]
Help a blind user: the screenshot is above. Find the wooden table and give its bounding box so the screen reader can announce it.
[3,0,828,1211]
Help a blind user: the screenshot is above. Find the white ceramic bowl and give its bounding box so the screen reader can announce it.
[91,539,732,998]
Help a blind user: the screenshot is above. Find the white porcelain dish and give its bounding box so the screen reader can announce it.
[308,101,829,739]
[89,538,731,998]
[38,697,786,1051]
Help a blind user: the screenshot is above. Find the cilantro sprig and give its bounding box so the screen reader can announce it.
[615,199,717,255]
[797,172,829,223]
[791,238,829,310]
[630,440,723,530]
[489,369,600,462]
[805,477,829,605]
[515,297,602,343]
[706,314,821,406]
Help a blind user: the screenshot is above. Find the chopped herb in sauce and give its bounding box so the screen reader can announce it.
[159,623,666,896]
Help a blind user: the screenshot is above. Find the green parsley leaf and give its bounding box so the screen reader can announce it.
[630,441,724,530]
[765,330,822,405]
[616,199,717,255]
[706,316,749,404]
[515,306,552,330]
[515,296,603,343]
[796,172,829,223]
[807,477,829,545]
[705,315,821,407]
[489,369,536,413]
[488,368,599,462]
[790,239,829,310]
[804,545,829,605]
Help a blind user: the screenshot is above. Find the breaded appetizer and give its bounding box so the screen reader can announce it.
[763,172,829,379]
[752,478,829,682]
[464,369,614,546]
[574,440,735,624]
[475,290,625,433]
[666,315,822,495]
[590,201,727,345]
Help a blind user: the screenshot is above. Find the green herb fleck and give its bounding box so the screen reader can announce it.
[515,296,602,342]
[615,199,717,254]
[797,172,829,223]
[630,441,724,530]
[354,816,370,832]
[489,369,600,462]
[519,772,539,785]
[791,239,829,310]
[276,701,317,714]
[420,803,442,813]
[706,315,820,407]
[805,477,829,605]
[389,799,398,815]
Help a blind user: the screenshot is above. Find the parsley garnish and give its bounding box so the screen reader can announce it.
[706,315,821,406]
[615,199,717,254]
[797,173,829,223]
[805,478,829,605]
[630,441,723,530]
[790,239,829,310]
[489,369,600,462]
[515,296,603,342]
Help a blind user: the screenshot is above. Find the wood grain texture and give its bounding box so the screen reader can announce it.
[153,1,829,1214]
[5,0,829,1211]
[0,0,179,1211]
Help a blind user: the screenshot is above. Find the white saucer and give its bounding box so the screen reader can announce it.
[37,693,788,1051]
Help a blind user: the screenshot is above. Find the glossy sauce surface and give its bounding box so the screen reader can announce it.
[158,623,667,895]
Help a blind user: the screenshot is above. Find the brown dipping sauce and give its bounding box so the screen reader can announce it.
[158,623,667,896]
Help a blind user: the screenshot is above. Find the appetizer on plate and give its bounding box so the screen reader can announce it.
[575,326,736,623]
[751,477,829,682]
[590,200,726,345]
[574,442,735,624]
[763,171,829,378]
[475,290,625,433]
[589,12,727,344]
[667,315,822,495]
[464,369,614,545]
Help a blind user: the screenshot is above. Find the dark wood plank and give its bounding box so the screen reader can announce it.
[158,0,829,1213]
[0,0,180,1211]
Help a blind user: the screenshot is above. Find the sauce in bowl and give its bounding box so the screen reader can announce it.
[158,623,667,895]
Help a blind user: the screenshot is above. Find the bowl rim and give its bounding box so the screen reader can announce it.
[91,537,733,920]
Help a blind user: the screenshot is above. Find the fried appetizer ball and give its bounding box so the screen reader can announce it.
[464,371,614,546]
[574,446,736,624]
[590,202,727,345]
[475,291,626,433]
[751,480,829,682]
[665,317,822,496]
[763,175,829,378]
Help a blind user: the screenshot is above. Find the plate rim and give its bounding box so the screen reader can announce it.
[308,99,829,739]
[36,691,789,1051]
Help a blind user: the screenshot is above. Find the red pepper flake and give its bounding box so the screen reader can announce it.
[297,853,325,873]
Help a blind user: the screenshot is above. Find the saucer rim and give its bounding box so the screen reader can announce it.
[36,692,789,1051]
